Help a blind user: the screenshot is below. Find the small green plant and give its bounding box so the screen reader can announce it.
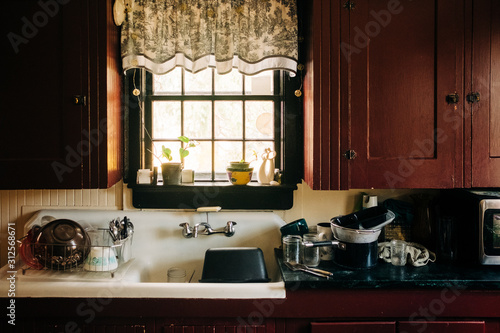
[152,136,198,164]
[162,136,197,161]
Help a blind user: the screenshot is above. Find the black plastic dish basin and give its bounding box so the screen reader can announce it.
[200,247,271,283]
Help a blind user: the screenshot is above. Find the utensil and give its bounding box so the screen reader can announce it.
[122,216,128,239]
[109,221,118,241]
[188,270,195,283]
[284,261,330,278]
[115,217,123,239]
[294,263,333,276]
[126,219,134,237]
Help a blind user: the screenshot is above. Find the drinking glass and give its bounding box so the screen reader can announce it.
[390,240,407,266]
[283,235,302,264]
[302,233,320,267]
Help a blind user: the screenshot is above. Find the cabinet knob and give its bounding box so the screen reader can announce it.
[466,92,480,104]
[446,93,459,104]
[343,1,356,11]
[344,150,357,160]
[73,95,87,106]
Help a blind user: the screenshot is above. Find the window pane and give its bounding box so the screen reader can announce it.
[245,71,274,95]
[153,67,182,94]
[215,70,243,95]
[185,68,212,94]
[152,141,182,166]
[183,141,212,181]
[184,101,212,139]
[152,102,181,139]
[214,101,243,139]
[214,141,243,180]
[245,101,274,139]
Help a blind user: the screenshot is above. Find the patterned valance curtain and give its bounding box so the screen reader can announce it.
[120,0,298,75]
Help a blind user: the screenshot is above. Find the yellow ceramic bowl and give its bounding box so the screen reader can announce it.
[227,169,253,185]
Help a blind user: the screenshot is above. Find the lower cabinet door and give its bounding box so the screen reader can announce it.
[159,318,274,333]
[16,320,150,332]
[311,322,396,333]
[398,321,485,333]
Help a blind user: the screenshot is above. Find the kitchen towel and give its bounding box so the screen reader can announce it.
[378,241,436,267]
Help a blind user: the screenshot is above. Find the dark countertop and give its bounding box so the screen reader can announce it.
[274,248,500,290]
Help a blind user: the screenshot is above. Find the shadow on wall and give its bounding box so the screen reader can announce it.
[283,181,438,226]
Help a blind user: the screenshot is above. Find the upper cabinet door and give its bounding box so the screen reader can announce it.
[347,0,464,189]
[0,0,84,188]
[0,0,122,189]
[469,0,500,187]
[303,0,342,190]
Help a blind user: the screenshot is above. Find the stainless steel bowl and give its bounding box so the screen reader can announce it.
[33,219,90,270]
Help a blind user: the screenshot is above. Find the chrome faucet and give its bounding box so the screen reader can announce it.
[179,221,237,238]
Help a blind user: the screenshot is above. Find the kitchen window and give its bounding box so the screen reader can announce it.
[146,68,280,182]
[125,68,302,209]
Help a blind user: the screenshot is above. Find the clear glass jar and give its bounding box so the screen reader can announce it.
[167,267,186,282]
[302,233,320,267]
[282,235,302,264]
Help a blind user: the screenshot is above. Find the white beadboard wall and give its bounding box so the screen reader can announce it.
[0,181,124,267]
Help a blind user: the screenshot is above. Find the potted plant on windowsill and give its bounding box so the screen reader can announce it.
[156,136,197,185]
[226,151,258,185]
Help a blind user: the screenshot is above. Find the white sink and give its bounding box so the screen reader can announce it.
[1,209,286,299]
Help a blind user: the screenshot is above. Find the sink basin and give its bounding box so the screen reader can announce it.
[2,209,286,298]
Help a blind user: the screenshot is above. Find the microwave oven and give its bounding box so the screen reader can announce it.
[433,190,500,265]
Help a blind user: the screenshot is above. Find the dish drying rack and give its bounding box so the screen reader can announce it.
[19,228,133,279]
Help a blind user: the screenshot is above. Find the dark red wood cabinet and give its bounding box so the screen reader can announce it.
[347,0,463,190]
[8,289,500,333]
[16,319,151,333]
[467,0,500,187]
[303,0,500,190]
[157,318,278,333]
[12,318,496,333]
[0,0,122,189]
[311,321,396,333]
[398,321,486,333]
[310,321,488,333]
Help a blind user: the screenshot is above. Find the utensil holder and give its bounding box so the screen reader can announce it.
[114,234,133,264]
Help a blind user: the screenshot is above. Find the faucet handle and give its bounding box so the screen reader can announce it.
[224,221,237,237]
[179,222,193,238]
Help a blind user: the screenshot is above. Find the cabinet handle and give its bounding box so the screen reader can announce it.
[344,150,357,160]
[73,95,87,106]
[446,93,459,104]
[343,1,356,11]
[466,92,480,104]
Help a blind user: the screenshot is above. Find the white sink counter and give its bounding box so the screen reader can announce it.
[1,209,286,299]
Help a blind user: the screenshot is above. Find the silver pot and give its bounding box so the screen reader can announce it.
[302,209,395,269]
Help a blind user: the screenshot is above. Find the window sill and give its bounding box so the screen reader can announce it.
[128,182,297,210]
